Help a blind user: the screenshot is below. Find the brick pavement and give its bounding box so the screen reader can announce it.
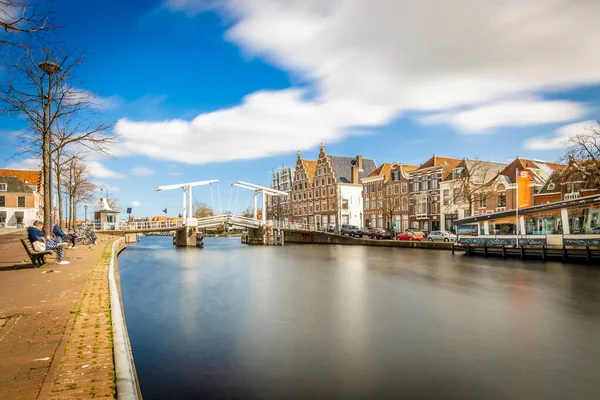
[0,233,119,400]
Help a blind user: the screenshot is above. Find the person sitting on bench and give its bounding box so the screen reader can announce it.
[27,220,70,265]
[53,224,78,248]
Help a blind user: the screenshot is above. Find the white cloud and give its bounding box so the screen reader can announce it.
[418,98,589,133]
[131,201,142,207]
[130,166,155,177]
[523,120,598,150]
[6,158,41,170]
[88,161,124,179]
[127,0,600,163]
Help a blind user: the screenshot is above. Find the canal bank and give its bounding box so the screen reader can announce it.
[0,234,139,399]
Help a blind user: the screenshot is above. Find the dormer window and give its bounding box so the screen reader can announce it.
[452,168,464,180]
[548,183,556,191]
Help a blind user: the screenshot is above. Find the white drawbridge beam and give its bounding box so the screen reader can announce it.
[231,181,288,225]
[155,179,218,225]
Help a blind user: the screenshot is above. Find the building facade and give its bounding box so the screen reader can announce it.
[0,176,40,228]
[408,156,462,232]
[361,162,418,232]
[290,144,376,229]
[267,165,295,222]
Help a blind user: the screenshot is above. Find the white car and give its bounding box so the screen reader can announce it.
[427,230,457,242]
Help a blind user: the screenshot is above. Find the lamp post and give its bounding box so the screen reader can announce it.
[38,60,61,232]
[84,204,88,223]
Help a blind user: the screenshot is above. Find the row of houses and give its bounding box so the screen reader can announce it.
[267,144,599,234]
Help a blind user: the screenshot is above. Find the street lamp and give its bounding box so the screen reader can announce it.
[84,204,88,222]
[38,60,61,230]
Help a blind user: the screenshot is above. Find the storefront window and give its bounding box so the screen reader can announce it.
[568,207,600,234]
[525,211,563,235]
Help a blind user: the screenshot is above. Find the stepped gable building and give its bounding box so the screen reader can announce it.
[407,155,462,232]
[361,162,419,232]
[290,144,376,229]
[0,176,40,228]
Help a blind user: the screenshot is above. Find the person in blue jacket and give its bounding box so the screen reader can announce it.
[53,224,77,248]
[27,220,69,264]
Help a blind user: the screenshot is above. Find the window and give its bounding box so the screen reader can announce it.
[316,179,319,187]
[378,214,383,228]
[303,206,307,214]
[401,197,408,211]
[322,200,327,211]
[303,192,307,200]
[402,183,408,193]
[309,203,313,213]
[497,192,506,208]
[329,187,334,196]
[376,182,382,192]
[315,202,320,212]
[394,197,400,207]
[431,200,439,214]
[321,178,325,186]
[342,199,349,209]
[479,194,487,208]
[453,188,460,202]
[431,173,438,189]
[0,183,6,191]
[315,189,319,198]
[0,196,5,207]
[371,183,375,193]
[304,182,308,189]
[322,188,326,197]
[386,186,391,195]
[394,184,399,194]
[365,197,370,210]
[443,189,450,205]
[452,168,464,180]
[413,177,419,192]
[327,177,332,185]
[308,191,312,199]
[378,197,382,208]
[421,176,429,191]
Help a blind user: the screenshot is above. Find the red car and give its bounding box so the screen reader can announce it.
[395,229,425,241]
[367,228,391,240]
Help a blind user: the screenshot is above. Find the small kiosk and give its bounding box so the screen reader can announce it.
[94,198,120,230]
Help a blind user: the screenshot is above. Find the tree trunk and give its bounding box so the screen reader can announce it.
[55,154,63,228]
[42,131,51,235]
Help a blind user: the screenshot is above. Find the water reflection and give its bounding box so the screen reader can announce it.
[119,237,600,400]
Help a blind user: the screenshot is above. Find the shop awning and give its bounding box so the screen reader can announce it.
[15,211,24,218]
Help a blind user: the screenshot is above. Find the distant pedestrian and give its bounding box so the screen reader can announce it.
[53,224,78,248]
[28,221,69,265]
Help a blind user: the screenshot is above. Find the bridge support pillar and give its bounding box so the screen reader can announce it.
[245,227,266,245]
[174,226,200,248]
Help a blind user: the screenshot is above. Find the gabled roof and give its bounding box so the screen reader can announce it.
[328,155,377,183]
[413,155,462,172]
[497,158,564,184]
[453,159,507,182]
[0,176,35,193]
[0,169,42,191]
[367,163,392,181]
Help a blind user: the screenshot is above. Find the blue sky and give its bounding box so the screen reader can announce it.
[1,0,599,218]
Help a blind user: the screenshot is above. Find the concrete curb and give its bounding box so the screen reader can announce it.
[109,238,140,399]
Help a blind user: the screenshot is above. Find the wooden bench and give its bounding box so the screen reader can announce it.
[20,239,54,267]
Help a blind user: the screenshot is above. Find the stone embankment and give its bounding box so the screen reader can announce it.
[283,229,454,250]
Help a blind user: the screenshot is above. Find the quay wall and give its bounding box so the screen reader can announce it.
[110,238,142,399]
[283,230,454,250]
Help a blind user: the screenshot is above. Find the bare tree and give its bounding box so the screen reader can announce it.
[566,121,600,187]
[447,159,505,216]
[382,195,399,233]
[0,0,55,48]
[62,157,95,229]
[1,47,113,234]
[193,201,214,218]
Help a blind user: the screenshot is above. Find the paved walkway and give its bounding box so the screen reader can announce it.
[0,232,119,399]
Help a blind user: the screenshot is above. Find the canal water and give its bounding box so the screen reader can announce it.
[118,237,600,399]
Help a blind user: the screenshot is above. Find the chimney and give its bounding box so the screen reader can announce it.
[352,165,359,184]
[356,155,363,170]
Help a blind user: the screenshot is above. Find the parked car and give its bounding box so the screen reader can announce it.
[367,228,391,240]
[427,230,457,242]
[396,229,425,241]
[340,224,357,235]
[350,226,369,237]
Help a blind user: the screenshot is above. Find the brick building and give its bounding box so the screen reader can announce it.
[407,155,462,232]
[535,156,599,205]
[361,162,419,232]
[0,176,40,228]
[290,144,376,229]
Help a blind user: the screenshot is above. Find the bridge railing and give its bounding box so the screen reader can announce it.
[266,220,325,232]
[93,220,185,231]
